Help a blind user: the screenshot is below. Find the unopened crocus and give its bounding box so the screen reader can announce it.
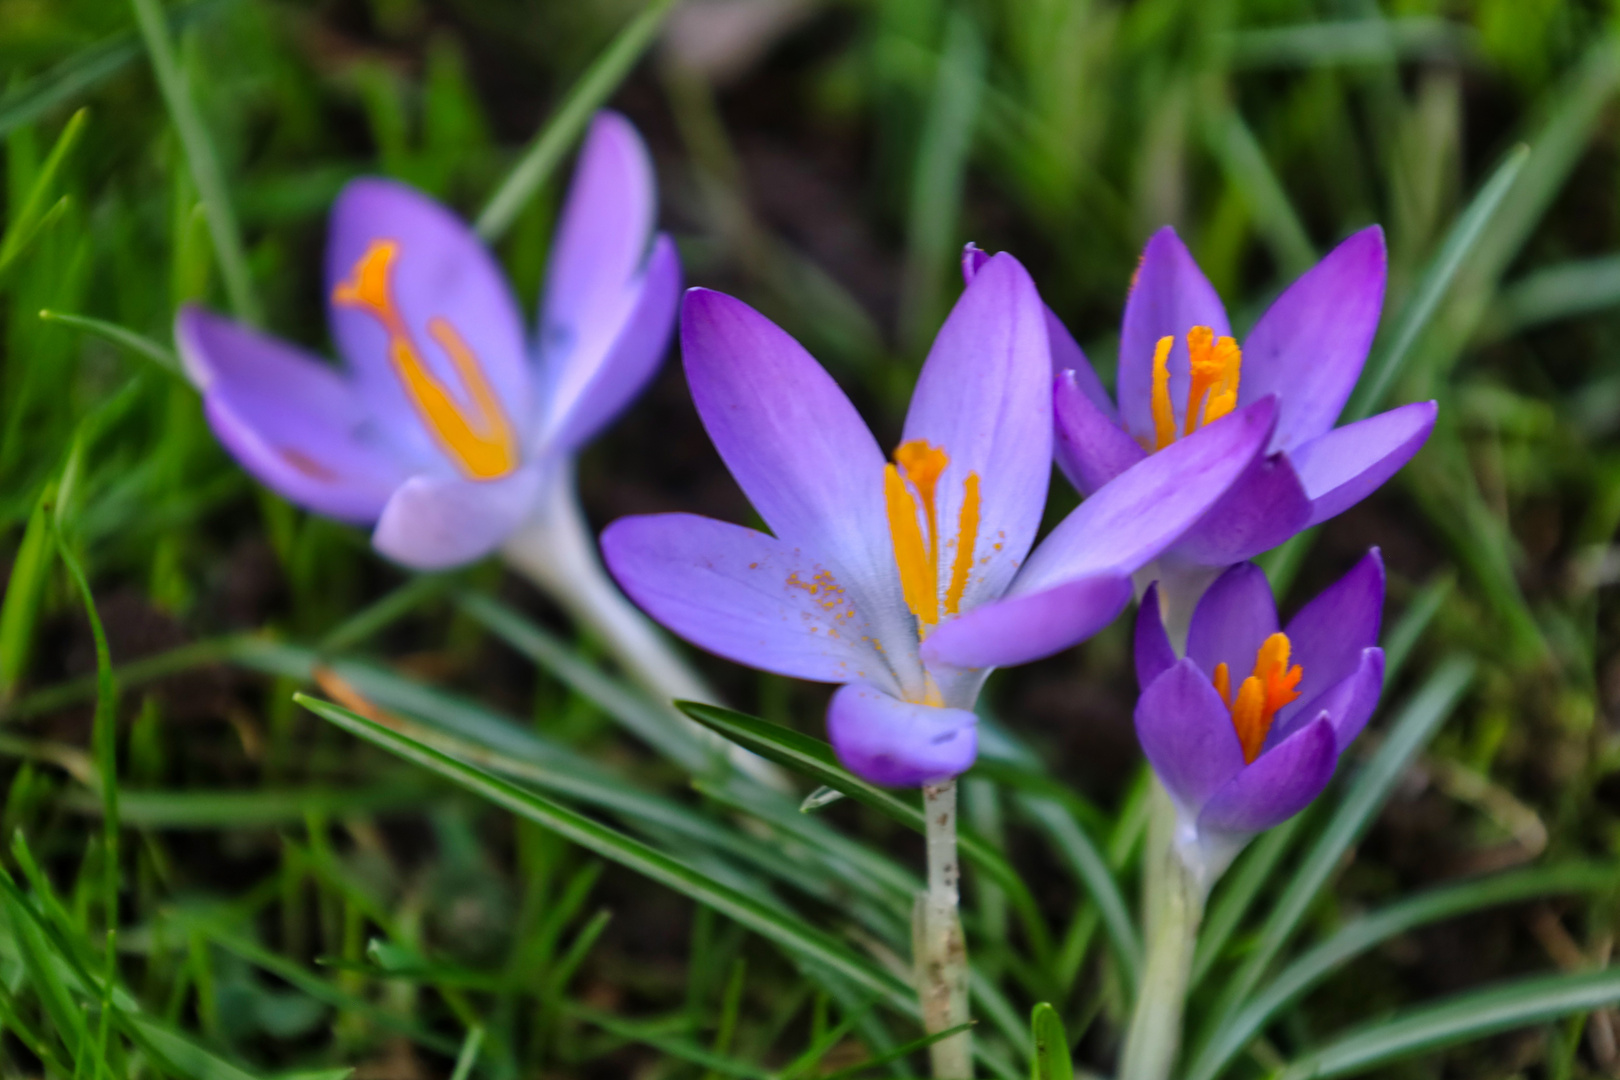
[1133,551,1386,883]
[602,252,1279,787]
[1014,228,1433,629]
[176,111,679,570]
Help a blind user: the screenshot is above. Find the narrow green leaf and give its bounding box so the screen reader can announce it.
[0,108,88,274]
[821,1021,976,1080]
[1202,102,1315,278]
[475,0,678,240]
[38,310,183,376]
[1030,1003,1073,1080]
[447,1027,484,1080]
[125,1013,268,1080]
[64,784,434,828]
[0,493,54,700]
[1224,17,1471,69]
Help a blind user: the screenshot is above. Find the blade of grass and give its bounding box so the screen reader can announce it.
[1031,1002,1074,1080]
[0,108,88,275]
[0,491,54,701]
[820,1021,976,1080]
[447,1027,484,1080]
[38,310,182,377]
[1201,100,1315,279]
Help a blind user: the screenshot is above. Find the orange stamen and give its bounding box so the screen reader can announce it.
[885,462,936,627]
[885,440,982,635]
[1223,632,1304,763]
[1150,335,1176,451]
[1212,662,1231,707]
[944,473,980,616]
[1146,325,1244,447]
[1202,335,1241,426]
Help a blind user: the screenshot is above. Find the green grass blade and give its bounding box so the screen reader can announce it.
[297,693,913,1006]
[1491,253,1620,335]
[0,493,54,701]
[125,1013,268,1080]
[1201,102,1315,278]
[820,1021,976,1080]
[130,0,261,325]
[1276,968,1620,1080]
[1030,1002,1073,1080]
[38,310,183,376]
[1188,861,1617,1080]
[0,108,88,274]
[475,0,678,241]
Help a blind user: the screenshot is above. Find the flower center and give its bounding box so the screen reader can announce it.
[1148,325,1242,451]
[333,239,519,480]
[883,439,980,637]
[1213,632,1303,763]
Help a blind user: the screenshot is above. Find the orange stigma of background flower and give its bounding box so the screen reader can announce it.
[1213,632,1303,763]
[1148,325,1242,451]
[884,440,980,636]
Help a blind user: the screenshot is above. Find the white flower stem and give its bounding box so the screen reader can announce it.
[917,779,972,1078]
[1118,823,1206,1080]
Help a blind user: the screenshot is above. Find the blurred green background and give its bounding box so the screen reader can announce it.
[0,0,1617,1076]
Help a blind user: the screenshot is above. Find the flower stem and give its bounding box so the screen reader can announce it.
[918,779,972,1078]
[1118,831,1206,1080]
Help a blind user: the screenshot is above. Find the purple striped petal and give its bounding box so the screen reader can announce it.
[1292,401,1438,527]
[826,683,978,787]
[920,573,1133,669]
[327,178,531,472]
[1135,659,1247,816]
[1284,548,1384,715]
[903,252,1052,611]
[1134,582,1176,691]
[1117,228,1231,447]
[1166,449,1313,566]
[1198,716,1337,836]
[1271,647,1384,751]
[1185,563,1279,683]
[1240,227,1386,451]
[600,512,894,691]
[1054,369,1145,496]
[371,463,544,570]
[177,306,408,522]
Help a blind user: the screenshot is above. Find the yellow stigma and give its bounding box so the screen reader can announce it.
[333,240,518,480]
[1222,632,1303,764]
[884,440,981,636]
[1148,325,1242,451]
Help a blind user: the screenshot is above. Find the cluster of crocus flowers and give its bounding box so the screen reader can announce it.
[177,111,679,570]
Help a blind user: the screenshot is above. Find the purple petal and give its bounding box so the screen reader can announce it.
[1284,548,1385,714]
[1134,582,1176,691]
[1135,659,1247,816]
[1167,448,1314,567]
[1117,228,1231,447]
[1054,370,1145,496]
[1272,647,1384,751]
[600,513,893,690]
[542,233,681,454]
[1198,716,1337,836]
[370,463,544,570]
[902,253,1052,612]
[326,177,531,473]
[1185,563,1279,683]
[919,573,1133,669]
[961,243,991,279]
[826,683,978,787]
[1292,401,1438,526]
[1240,227,1386,451]
[1012,397,1277,594]
[177,306,408,522]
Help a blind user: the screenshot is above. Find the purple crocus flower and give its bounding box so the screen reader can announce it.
[1013,228,1436,580]
[602,252,1280,787]
[1133,550,1386,879]
[176,111,680,570]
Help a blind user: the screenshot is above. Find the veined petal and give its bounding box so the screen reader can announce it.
[327,178,531,475]
[1272,647,1384,751]
[1240,227,1386,451]
[1165,449,1313,567]
[1134,582,1177,691]
[826,683,978,787]
[371,463,544,570]
[1118,227,1231,447]
[178,306,407,522]
[1291,401,1438,526]
[1135,659,1247,817]
[541,233,681,454]
[1284,548,1384,713]
[920,573,1132,669]
[1197,716,1337,836]
[1054,369,1145,496]
[1185,563,1279,683]
[601,513,895,693]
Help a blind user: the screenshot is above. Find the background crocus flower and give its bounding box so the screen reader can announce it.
[176,111,680,570]
[602,253,1278,787]
[1133,551,1386,881]
[1039,227,1436,575]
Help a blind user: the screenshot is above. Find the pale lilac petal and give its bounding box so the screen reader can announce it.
[600,513,894,691]
[826,683,978,787]
[371,463,544,570]
[177,306,408,522]
[541,233,681,454]
[1284,548,1384,711]
[1117,228,1231,447]
[1012,397,1276,594]
[919,573,1133,669]
[327,178,531,472]
[1240,228,1386,451]
[1272,647,1384,751]
[1135,659,1247,816]
[1134,582,1176,691]
[1054,369,1145,496]
[1292,401,1438,526]
[903,253,1051,612]
[1198,716,1337,836]
[1185,563,1279,683]
[1166,449,1313,566]
[961,243,990,279]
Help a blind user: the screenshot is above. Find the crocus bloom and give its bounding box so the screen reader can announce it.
[602,253,1279,786]
[176,111,679,570]
[1133,551,1386,880]
[1040,228,1436,574]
